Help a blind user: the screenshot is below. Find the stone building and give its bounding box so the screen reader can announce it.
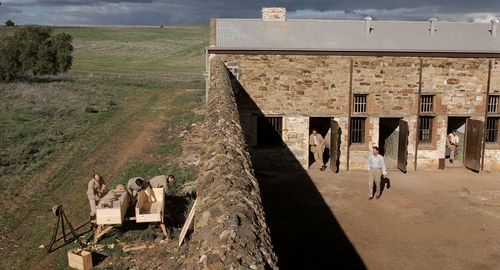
[205,7,500,172]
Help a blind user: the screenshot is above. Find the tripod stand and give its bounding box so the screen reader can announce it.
[47,205,86,253]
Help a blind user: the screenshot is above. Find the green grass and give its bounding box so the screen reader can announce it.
[53,26,208,77]
[170,90,206,124]
[0,25,207,269]
[156,142,182,156]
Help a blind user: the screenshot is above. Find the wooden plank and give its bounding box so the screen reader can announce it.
[398,119,409,173]
[179,198,198,247]
[160,223,168,238]
[329,119,340,173]
[464,119,484,172]
[93,225,114,243]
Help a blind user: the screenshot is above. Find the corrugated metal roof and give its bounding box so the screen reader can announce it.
[215,19,500,53]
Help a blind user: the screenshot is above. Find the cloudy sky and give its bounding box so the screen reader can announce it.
[0,0,499,26]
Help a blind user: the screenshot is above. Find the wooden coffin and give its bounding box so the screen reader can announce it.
[68,249,92,270]
[96,190,129,225]
[135,187,164,223]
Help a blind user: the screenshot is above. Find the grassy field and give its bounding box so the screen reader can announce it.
[0,25,207,269]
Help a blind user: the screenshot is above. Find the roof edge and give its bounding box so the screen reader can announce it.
[207,48,500,58]
[215,18,497,25]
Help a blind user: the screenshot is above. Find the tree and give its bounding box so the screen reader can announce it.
[0,26,73,81]
[5,19,15,27]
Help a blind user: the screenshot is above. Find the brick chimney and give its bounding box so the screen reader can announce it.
[261,7,287,21]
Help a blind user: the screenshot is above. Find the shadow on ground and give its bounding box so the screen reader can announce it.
[230,71,366,269]
[256,169,366,269]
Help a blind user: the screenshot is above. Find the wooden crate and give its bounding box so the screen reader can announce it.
[135,187,164,223]
[96,190,129,225]
[68,250,92,270]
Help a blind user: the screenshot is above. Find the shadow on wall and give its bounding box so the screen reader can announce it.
[229,72,366,269]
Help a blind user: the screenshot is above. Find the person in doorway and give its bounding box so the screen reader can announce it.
[447,130,459,163]
[148,175,175,194]
[87,173,106,219]
[309,128,325,170]
[367,146,387,200]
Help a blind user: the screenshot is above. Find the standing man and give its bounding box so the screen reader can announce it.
[87,173,106,219]
[148,175,175,194]
[447,130,459,163]
[367,146,387,200]
[309,128,325,170]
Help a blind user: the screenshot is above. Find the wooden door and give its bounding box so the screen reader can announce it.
[464,119,484,172]
[330,119,340,173]
[397,119,409,173]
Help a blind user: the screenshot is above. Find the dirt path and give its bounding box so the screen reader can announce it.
[8,92,166,216]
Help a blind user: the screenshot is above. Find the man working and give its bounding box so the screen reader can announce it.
[447,130,459,163]
[309,128,325,170]
[127,177,145,203]
[367,146,387,200]
[148,175,175,194]
[87,173,106,219]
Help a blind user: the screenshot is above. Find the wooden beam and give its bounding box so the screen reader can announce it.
[179,198,198,247]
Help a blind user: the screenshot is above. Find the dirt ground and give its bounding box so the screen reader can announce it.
[258,167,500,270]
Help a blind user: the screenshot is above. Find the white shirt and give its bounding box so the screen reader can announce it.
[313,135,318,145]
[448,133,459,145]
[367,154,387,175]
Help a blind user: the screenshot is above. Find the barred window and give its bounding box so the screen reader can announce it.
[257,116,282,146]
[419,116,433,143]
[353,94,367,113]
[488,95,500,113]
[420,95,434,113]
[486,117,499,143]
[350,118,366,144]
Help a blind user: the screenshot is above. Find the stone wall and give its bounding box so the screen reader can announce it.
[187,58,277,269]
[215,54,500,171]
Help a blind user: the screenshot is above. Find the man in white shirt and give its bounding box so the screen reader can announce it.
[367,146,387,200]
[309,128,325,170]
[447,130,459,163]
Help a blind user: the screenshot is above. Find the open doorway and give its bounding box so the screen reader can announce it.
[446,117,468,165]
[309,117,331,169]
[379,118,400,170]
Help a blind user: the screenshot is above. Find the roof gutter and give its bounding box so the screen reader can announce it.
[207,48,500,58]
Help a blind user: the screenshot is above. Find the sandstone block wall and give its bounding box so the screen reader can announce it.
[215,54,500,171]
[188,58,277,269]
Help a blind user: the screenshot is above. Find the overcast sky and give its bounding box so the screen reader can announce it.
[0,0,499,26]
